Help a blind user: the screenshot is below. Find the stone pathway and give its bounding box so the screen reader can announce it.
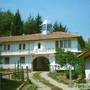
[29,72,51,90]
[40,72,80,90]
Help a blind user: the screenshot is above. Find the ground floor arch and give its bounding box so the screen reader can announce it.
[32,56,50,71]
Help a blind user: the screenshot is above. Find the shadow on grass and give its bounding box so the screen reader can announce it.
[0,78,22,90]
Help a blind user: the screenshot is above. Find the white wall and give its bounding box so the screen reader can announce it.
[85,58,90,80]
[31,40,55,51]
[71,39,78,52]
[0,55,32,69]
[49,55,56,71]
[0,38,81,71]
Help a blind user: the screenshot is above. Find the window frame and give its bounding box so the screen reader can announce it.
[20,57,25,64]
[4,57,9,64]
[38,43,41,49]
[56,41,59,48]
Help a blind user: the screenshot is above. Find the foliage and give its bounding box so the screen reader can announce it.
[56,48,78,68]
[48,72,70,84]
[66,71,78,79]
[85,38,90,50]
[0,10,14,36]
[27,84,37,90]
[76,57,85,79]
[0,9,69,36]
[35,13,42,33]
[23,14,42,34]
[12,10,23,35]
[55,48,85,79]
[53,21,68,32]
[1,78,22,90]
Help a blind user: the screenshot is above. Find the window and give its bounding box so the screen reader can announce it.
[4,44,10,51]
[38,43,41,49]
[20,57,25,64]
[64,40,67,48]
[4,57,9,64]
[23,44,25,50]
[42,24,46,30]
[60,41,63,48]
[56,41,59,48]
[4,45,6,50]
[0,44,2,51]
[68,40,71,48]
[47,24,52,31]
[19,44,26,50]
[19,44,21,50]
[0,59,2,64]
[8,45,10,50]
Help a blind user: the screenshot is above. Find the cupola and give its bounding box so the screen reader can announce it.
[41,20,52,35]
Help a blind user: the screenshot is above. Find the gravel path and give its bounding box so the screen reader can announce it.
[40,72,80,90]
[29,72,51,90]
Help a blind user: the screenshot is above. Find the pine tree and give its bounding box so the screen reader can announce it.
[53,21,68,32]
[0,10,14,36]
[12,10,23,35]
[35,13,42,33]
[23,13,42,34]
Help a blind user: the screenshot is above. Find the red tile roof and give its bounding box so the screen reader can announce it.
[0,31,80,43]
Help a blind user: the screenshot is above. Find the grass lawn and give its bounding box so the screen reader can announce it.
[32,72,62,90]
[0,78,22,90]
[27,84,37,90]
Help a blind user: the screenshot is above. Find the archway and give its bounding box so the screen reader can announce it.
[33,57,49,71]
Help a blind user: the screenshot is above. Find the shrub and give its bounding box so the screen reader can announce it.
[66,71,78,79]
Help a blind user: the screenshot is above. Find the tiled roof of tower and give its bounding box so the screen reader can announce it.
[0,31,80,43]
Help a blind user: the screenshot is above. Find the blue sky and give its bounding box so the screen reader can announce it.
[0,0,90,40]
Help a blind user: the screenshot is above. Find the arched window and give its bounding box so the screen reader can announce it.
[38,43,41,49]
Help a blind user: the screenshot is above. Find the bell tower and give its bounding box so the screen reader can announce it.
[41,20,52,35]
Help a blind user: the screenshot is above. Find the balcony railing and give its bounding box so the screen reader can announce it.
[0,48,56,56]
[0,64,30,69]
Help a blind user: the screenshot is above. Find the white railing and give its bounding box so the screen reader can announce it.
[0,48,56,56]
[0,64,31,69]
[31,48,56,54]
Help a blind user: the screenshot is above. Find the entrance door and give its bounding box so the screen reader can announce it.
[33,57,49,71]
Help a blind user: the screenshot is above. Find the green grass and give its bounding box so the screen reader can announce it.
[48,72,70,85]
[32,72,62,90]
[1,78,22,90]
[27,84,37,90]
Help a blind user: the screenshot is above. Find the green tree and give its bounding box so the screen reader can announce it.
[56,48,77,69]
[35,13,42,33]
[55,48,85,79]
[85,38,90,50]
[53,21,68,32]
[23,14,42,34]
[0,10,14,36]
[12,10,23,35]
[23,16,36,34]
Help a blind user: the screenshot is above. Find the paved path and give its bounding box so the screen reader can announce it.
[29,72,51,90]
[40,72,80,90]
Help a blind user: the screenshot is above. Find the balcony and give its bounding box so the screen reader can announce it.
[0,48,56,56]
[0,64,30,69]
[31,48,56,54]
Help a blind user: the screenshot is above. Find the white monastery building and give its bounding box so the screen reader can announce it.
[0,20,84,71]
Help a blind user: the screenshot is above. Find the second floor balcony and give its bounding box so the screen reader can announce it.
[0,48,56,56]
